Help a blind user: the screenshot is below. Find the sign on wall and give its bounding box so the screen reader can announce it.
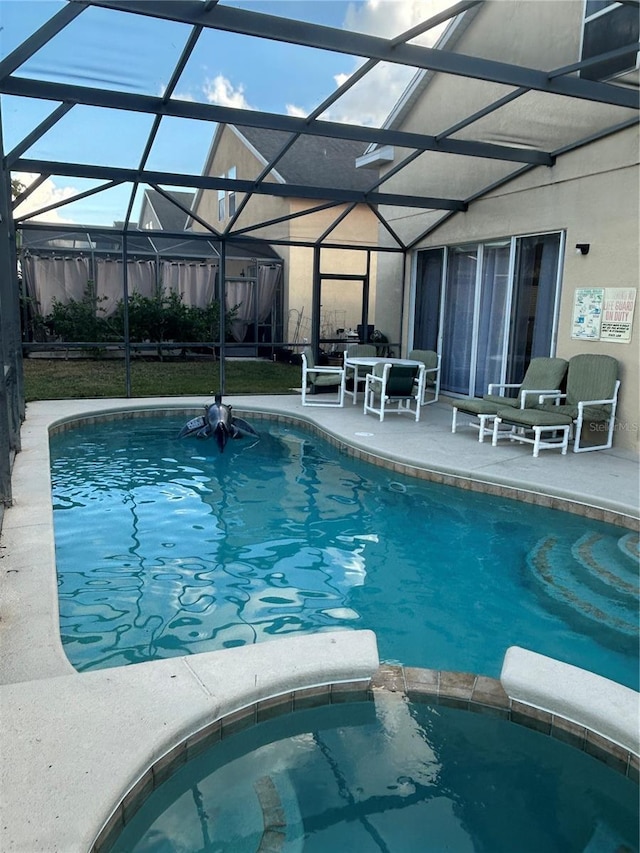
[571,287,636,343]
[600,288,637,343]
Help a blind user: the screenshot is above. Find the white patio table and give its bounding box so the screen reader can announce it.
[344,355,424,405]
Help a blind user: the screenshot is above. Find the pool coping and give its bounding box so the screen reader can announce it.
[0,396,638,852]
[90,663,639,853]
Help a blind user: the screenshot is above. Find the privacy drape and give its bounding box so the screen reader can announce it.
[22,256,281,336]
[227,263,281,342]
[161,260,217,307]
[95,259,157,315]
[22,255,90,315]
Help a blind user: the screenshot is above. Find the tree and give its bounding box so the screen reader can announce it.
[11,177,26,199]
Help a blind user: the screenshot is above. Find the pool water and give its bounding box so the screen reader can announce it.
[50,416,639,688]
[110,697,639,853]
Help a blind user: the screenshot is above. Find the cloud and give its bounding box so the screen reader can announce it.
[324,0,458,127]
[12,173,77,223]
[203,74,253,109]
[343,0,454,40]
[286,103,308,118]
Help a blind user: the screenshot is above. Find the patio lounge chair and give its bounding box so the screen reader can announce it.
[301,346,346,407]
[363,362,424,422]
[409,349,441,405]
[451,357,568,442]
[492,353,620,455]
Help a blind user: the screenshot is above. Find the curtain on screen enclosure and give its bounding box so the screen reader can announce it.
[226,264,281,342]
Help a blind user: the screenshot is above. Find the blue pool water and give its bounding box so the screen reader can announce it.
[111,697,639,853]
[50,416,639,688]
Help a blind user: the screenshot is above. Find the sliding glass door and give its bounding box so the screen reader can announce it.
[413,232,562,397]
[440,245,478,395]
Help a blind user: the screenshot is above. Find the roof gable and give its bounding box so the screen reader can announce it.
[233,126,372,192]
[140,189,195,232]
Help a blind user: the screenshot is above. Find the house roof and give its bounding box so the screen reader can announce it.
[233,126,372,192]
[140,189,195,232]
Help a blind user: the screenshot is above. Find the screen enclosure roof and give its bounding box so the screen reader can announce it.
[1,0,638,252]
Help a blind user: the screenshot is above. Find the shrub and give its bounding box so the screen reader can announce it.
[46,282,110,342]
[45,286,238,353]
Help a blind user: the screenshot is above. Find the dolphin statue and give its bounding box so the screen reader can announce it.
[178,394,258,453]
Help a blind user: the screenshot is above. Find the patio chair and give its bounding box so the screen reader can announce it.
[451,356,568,442]
[409,349,441,405]
[492,353,620,455]
[346,343,377,358]
[344,343,377,404]
[301,346,346,407]
[363,362,424,422]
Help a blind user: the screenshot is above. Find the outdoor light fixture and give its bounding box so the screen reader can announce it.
[575,243,590,255]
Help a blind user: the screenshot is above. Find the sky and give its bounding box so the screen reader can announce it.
[1,0,457,226]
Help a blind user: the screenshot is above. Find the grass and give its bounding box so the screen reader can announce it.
[23,357,302,401]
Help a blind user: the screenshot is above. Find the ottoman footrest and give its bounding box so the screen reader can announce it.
[493,408,573,457]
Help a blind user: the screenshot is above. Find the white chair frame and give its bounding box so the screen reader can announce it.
[538,381,621,452]
[451,388,562,443]
[301,351,346,407]
[363,363,425,422]
[344,345,377,405]
[492,380,620,455]
[419,354,441,405]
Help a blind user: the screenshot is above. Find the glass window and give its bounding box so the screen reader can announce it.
[228,166,237,218]
[217,182,225,221]
[474,242,511,396]
[413,233,562,398]
[413,248,443,351]
[581,2,639,80]
[585,0,616,15]
[507,233,562,384]
[440,246,478,395]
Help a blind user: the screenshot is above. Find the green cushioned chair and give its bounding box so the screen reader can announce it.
[346,343,377,359]
[363,362,424,422]
[409,349,441,405]
[493,353,620,455]
[450,357,568,442]
[301,346,346,407]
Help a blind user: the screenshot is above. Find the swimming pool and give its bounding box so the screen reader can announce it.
[110,695,639,853]
[50,415,639,688]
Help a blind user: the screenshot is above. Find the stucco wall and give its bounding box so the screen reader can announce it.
[287,204,378,344]
[192,126,289,237]
[371,0,639,454]
[193,127,380,347]
[404,127,639,454]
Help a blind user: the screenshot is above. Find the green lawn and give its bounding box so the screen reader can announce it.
[23,357,302,401]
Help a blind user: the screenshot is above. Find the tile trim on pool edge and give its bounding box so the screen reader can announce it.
[49,408,639,531]
[89,666,639,853]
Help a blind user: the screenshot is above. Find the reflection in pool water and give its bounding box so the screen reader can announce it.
[110,697,639,853]
[50,417,639,687]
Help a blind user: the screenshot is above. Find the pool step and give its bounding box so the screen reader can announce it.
[527,533,639,643]
[571,532,639,603]
[582,819,635,853]
[618,531,640,564]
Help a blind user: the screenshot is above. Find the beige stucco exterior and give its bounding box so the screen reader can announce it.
[192,125,379,347]
[370,0,639,453]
